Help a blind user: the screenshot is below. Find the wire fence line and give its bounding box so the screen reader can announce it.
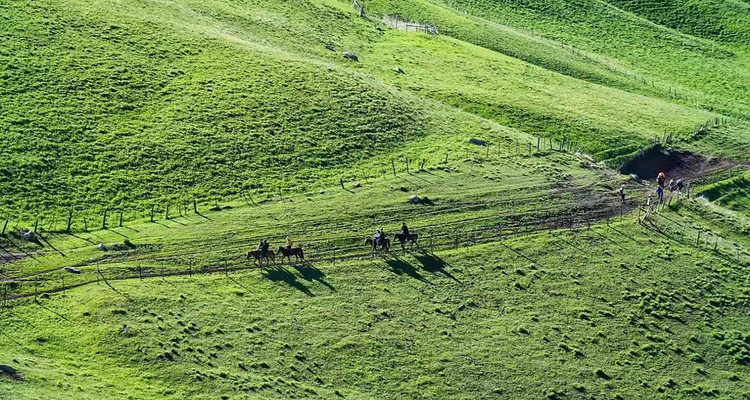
[2,181,747,304]
[2,174,625,283]
[0,198,630,302]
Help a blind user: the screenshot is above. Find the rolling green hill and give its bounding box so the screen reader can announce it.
[1,0,749,399]
[2,0,750,224]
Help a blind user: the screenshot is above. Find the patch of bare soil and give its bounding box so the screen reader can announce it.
[620,145,731,182]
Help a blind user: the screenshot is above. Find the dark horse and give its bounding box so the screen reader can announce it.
[365,237,390,253]
[394,232,418,250]
[277,246,305,263]
[247,249,275,267]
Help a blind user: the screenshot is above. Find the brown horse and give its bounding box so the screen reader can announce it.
[247,249,275,267]
[394,232,418,250]
[365,237,390,252]
[277,246,305,263]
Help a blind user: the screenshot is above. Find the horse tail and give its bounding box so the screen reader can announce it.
[299,248,305,260]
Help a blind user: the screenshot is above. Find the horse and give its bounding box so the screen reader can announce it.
[393,232,418,250]
[247,249,275,267]
[277,246,305,263]
[365,237,390,253]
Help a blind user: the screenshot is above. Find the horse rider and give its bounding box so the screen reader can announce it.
[656,172,666,188]
[667,178,675,192]
[285,237,293,252]
[258,240,265,256]
[618,184,625,203]
[401,222,410,237]
[374,228,384,246]
[261,240,270,258]
[656,185,664,204]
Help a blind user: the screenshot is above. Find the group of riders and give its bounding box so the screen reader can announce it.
[616,172,685,207]
[249,222,417,266]
[641,172,686,221]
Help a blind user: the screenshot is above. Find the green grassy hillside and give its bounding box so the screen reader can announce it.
[437,0,750,115]
[606,0,750,45]
[1,204,748,399]
[2,0,750,398]
[4,0,750,225]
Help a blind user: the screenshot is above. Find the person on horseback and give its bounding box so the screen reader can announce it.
[401,222,410,238]
[258,240,265,256]
[262,240,270,258]
[374,228,384,246]
[285,237,293,252]
[618,184,625,203]
[657,172,666,188]
[656,185,664,204]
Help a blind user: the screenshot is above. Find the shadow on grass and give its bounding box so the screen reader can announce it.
[385,256,430,284]
[68,232,96,245]
[294,263,335,291]
[500,242,545,270]
[37,233,66,258]
[413,253,459,282]
[262,266,313,296]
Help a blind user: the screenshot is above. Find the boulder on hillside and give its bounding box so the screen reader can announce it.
[325,43,336,52]
[409,195,421,204]
[98,243,107,251]
[469,138,486,146]
[394,67,405,74]
[343,51,359,62]
[0,365,23,381]
[64,267,81,274]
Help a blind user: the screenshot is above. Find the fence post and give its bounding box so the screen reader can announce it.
[193,200,198,214]
[528,142,531,155]
[444,153,449,163]
[696,230,701,246]
[66,208,73,232]
[1,219,7,235]
[119,210,123,227]
[165,205,170,220]
[405,157,410,173]
[102,210,107,229]
[537,137,540,150]
[150,205,155,222]
[34,219,38,233]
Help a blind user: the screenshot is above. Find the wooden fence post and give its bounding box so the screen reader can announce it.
[405,157,410,173]
[515,140,519,154]
[102,210,107,229]
[193,200,198,214]
[696,230,701,246]
[1,219,7,235]
[537,137,540,150]
[444,153,449,163]
[119,210,123,227]
[165,205,170,220]
[66,208,73,232]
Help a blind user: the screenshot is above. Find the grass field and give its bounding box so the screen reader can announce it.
[1,0,749,398]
